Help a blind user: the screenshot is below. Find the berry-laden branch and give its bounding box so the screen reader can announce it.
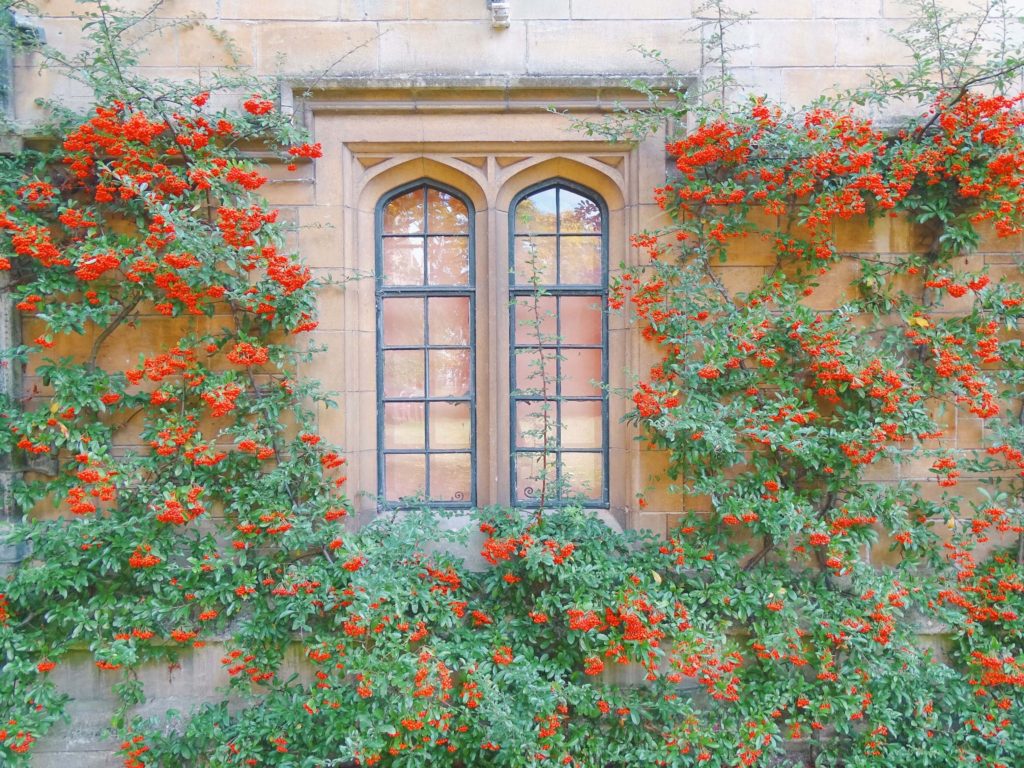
[614,76,1024,768]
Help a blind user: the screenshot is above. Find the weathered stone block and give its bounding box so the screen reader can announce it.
[221,0,341,20]
[379,21,526,74]
[517,0,572,19]
[339,0,408,20]
[732,20,837,67]
[526,20,699,75]
[408,0,489,21]
[177,21,257,67]
[695,0,813,17]
[572,0,696,20]
[814,0,883,17]
[255,22,380,75]
[835,18,914,67]
[781,65,876,104]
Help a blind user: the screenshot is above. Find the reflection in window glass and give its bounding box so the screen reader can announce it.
[514,187,557,233]
[382,237,425,286]
[378,183,475,506]
[514,236,557,285]
[427,236,470,286]
[510,182,607,506]
[382,192,425,235]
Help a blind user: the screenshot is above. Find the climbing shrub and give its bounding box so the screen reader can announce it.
[603,4,1024,762]
[612,88,1024,767]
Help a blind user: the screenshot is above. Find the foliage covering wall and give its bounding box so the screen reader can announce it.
[1,2,1024,767]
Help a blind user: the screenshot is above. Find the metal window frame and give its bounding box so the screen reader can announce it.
[508,178,609,508]
[376,179,477,509]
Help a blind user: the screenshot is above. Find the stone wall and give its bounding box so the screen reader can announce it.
[10,0,1024,764]
[15,0,992,124]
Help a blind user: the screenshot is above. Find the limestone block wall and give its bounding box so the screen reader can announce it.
[14,0,1012,125]
[7,0,1024,764]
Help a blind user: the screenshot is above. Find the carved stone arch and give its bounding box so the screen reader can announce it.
[493,156,631,525]
[358,157,488,216]
[495,156,625,215]
[342,157,490,518]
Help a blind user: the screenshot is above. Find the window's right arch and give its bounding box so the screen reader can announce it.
[509,180,609,507]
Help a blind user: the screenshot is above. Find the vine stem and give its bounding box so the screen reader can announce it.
[744,536,774,571]
[87,296,141,368]
[525,272,552,520]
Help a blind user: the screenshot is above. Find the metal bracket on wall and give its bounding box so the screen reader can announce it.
[487,1,511,29]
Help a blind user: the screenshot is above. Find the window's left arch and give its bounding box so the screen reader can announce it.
[375,180,476,507]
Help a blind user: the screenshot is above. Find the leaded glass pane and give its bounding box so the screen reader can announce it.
[513,348,557,394]
[383,350,424,397]
[562,452,603,500]
[385,454,426,500]
[427,188,469,233]
[561,400,602,449]
[514,235,557,285]
[560,349,603,397]
[559,297,603,344]
[515,188,558,233]
[427,235,470,285]
[383,189,425,235]
[429,402,472,449]
[384,402,425,449]
[513,295,557,342]
[560,190,601,233]
[428,349,471,398]
[382,237,424,286]
[559,236,602,285]
[515,401,553,449]
[428,297,470,345]
[382,297,424,346]
[429,454,472,502]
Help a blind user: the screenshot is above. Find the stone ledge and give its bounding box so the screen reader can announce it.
[289,74,691,114]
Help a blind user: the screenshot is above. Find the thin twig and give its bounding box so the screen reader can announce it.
[914,60,1024,138]
[301,32,386,96]
[953,0,993,86]
[525,270,553,518]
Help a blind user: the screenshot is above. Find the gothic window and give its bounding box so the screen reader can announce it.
[509,181,608,507]
[375,177,610,510]
[376,181,476,506]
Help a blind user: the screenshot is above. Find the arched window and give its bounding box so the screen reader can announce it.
[376,181,475,506]
[509,181,608,507]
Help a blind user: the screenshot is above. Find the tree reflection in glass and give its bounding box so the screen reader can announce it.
[378,183,475,506]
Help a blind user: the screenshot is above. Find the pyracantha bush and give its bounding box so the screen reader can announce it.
[607,46,1024,768]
